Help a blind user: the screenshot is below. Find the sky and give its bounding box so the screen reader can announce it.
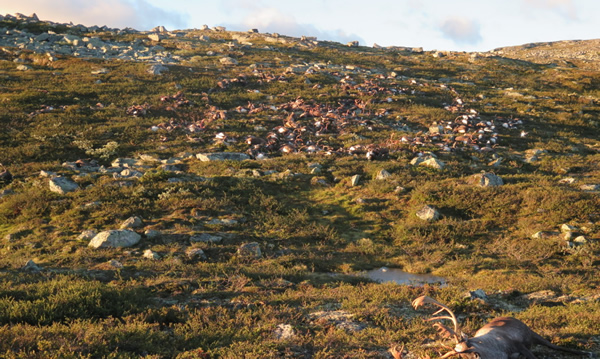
[1,0,599,52]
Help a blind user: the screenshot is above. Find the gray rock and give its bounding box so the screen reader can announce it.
[147,33,163,42]
[147,64,168,75]
[196,152,251,161]
[560,224,577,233]
[470,172,503,187]
[416,205,440,221]
[22,259,42,272]
[143,249,160,260]
[144,229,161,239]
[120,216,143,229]
[107,259,124,269]
[274,324,296,340]
[465,289,487,301]
[78,230,97,241]
[421,157,445,169]
[376,169,391,180]
[48,176,79,194]
[186,247,207,260]
[219,56,238,65]
[580,184,600,191]
[16,64,31,71]
[237,242,262,259]
[88,230,141,249]
[350,174,361,186]
[190,233,223,243]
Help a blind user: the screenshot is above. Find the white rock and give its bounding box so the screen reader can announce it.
[416,205,440,221]
[120,216,143,229]
[190,233,223,243]
[470,172,503,187]
[78,230,97,241]
[350,174,361,186]
[237,242,262,259]
[220,57,238,65]
[88,230,141,249]
[143,249,160,260]
[48,176,79,194]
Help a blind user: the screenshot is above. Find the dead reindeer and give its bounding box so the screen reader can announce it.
[411,296,593,359]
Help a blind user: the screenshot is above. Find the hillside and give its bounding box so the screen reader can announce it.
[0,13,599,358]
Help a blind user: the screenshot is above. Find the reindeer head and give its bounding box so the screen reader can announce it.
[412,296,480,358]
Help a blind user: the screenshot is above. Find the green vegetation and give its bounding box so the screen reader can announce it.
[0,16,599,358]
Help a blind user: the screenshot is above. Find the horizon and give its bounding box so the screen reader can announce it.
[1,0,599,52]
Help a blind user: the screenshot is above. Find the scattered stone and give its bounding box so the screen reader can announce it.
[376,169,391,180]
[465,289,488,301]
[0,189,14,198]
[416,205,440,221]
[220,57,238,65]
[91,68,109,75]
[573,235,588,244]
[190,233,223,243]
[88,229,141,249]
[347,41,359,47]
[411,155,445,169]
[469,172,504,187]
[144,229,161,239]
[580,184,600,191]
[143,249,160,260]
[120,216,143,229]
[147,34,163,42]
[488,157,503,167]
[206,218,239,226]
[48,176,79,194]
[186,247,207,260]
[531,231,560,240]
[350,174,361,186]
[560,224,577,233]
[78,230,97,241]
[196,152,251,161]
[107,259,124,269]
[274,324,296,340]
[147,64,168,75]
[16,64,31,71]
[22,259,42,272]
[237,242,262,259]
[309,310,366,332]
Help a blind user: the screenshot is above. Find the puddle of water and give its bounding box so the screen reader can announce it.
[361,267,446,286]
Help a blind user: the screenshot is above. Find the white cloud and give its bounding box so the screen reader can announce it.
[439,17,482,46]
[224,7,365,45]
[523,0,578,20]
[0,0,188,30]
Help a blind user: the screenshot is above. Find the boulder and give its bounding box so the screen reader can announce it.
[147,64,168,75]
[470,172,503,187]
[416,205,440,221]
[190,233,223,243]
[78,230,97,241]
[22,259,42,272]
[274,324,296,340]
[48,176,79,194]
[237,242,262,259]
[186,247,207,260]
[120,216,143,229]
[219,57,238,65]
[88,230,141,249]
[143,249,160,260]
[376,169,391,180]
[196,152,250,161]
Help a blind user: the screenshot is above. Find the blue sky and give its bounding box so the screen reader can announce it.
[2,0,599,51]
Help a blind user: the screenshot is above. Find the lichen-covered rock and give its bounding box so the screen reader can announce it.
[196,152,250,161]
[48,176,79,194]
[237,242,262,259]
[470,172,503,187]
[88,230,141,249]
[120,216,143,229]
[416,205,440,221]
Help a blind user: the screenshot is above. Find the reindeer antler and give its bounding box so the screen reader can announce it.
[412,296,463,344]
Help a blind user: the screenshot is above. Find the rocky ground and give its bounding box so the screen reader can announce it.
[0,12,599,359]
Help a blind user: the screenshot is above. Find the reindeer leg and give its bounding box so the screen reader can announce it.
[515,343,537,359]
